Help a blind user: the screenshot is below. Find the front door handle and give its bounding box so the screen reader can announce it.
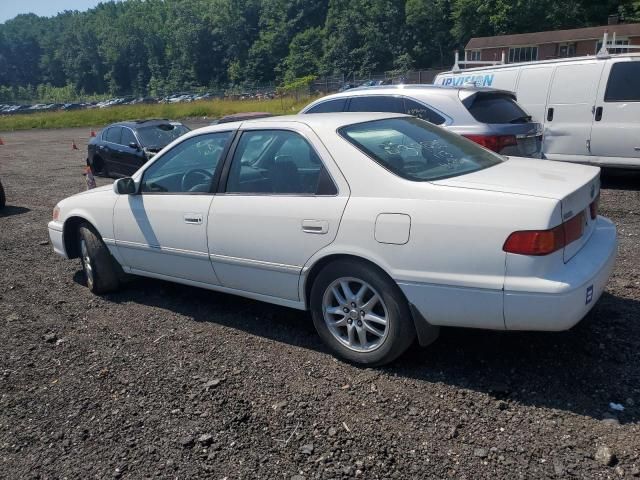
[184,213,203,225]
[302,219,329,234]
[595,106,603,121]
[547,107,554,122]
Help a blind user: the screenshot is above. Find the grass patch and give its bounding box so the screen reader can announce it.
[0,97,316,131]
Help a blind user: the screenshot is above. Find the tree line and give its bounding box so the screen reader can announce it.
[0,0,638,101]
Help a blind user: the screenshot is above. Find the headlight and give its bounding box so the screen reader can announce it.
[52,205,60,221]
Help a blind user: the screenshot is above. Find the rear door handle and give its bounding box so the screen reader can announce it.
[184,213,203,225]
[302,219,329,234]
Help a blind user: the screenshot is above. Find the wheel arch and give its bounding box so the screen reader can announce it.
[302,253,396,309]
[63,216,98,259]
[301,252,440,347]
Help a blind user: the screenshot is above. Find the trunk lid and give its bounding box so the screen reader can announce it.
[433,157,600,262]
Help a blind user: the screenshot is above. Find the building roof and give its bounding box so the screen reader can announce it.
[466,23,640,50]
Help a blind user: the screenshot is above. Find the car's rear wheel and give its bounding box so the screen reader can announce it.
[0,181,5,210]
[78,224,120,294]
[310,260,416,366]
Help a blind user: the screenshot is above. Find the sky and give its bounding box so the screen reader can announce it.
[0,0,118,24]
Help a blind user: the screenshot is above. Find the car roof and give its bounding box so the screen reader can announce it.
[110,119,184,128]
[192,112,409,134]
[303,84,516,107]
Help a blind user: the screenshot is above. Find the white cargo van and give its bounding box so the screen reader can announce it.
[435,53,640,169]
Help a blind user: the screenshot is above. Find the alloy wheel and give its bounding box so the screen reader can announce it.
[322,277,389,353]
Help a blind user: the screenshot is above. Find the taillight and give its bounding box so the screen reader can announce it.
[463,134,518,152]
[52,205,60,221]
[590,194,599,220]
[503,213,585,256]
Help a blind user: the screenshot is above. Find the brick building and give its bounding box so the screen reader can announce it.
[464,22,640,64]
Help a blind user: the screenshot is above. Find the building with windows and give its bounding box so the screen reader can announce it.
[464,22,640,64]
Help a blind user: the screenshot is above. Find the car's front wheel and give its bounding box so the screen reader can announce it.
[91,155,109,177]
[310,260,416,366]
[0,181,5,210]
[78,224,121,294]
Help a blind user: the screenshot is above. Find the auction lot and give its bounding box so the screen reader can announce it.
[1,125,640,479]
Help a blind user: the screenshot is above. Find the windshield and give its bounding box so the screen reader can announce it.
[339,117,504,181]
[136,123,190,148]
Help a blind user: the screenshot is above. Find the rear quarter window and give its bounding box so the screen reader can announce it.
[464,93,530,124]
[605,62,640,102]
[305,98,347,113]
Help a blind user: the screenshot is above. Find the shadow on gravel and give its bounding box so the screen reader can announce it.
[601,169,640,191]
[95,273,639,425]
[0,205,30,217]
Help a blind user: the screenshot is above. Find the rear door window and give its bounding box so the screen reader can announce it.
[347,96,404,114]
[464,93,531,124]
[105,127,123,144]
[306,98,347,113]
[403,98,446,125]
[605,61,640,102]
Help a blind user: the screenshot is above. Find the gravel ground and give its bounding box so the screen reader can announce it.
[1,126,639,479]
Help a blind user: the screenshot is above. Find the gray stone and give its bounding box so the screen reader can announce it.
[474,448,488,458]
[197,433,213,446]
[44,332,57,343]
[179,436,194,448]
[300,443,314,455]
[595,445,616,466]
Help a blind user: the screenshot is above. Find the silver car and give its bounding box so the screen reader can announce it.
[301,85,542,157]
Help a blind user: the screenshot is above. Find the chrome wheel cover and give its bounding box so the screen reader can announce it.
[322,277,389,353]
[80,239,94,289]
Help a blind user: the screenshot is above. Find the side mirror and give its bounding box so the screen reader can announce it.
[113,177,137,195]
[129,142,140,150]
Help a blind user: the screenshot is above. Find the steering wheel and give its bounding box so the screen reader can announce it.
[181,168,213,192]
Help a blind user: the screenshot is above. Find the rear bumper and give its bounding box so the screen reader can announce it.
[504,216,617,331]
[48,220,67,258]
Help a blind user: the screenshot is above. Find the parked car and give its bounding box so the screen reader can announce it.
[301,85,542,157]
[87,119,190,178]
[49,112,616,366]
[0,178,5,209]
[435,53,640,168]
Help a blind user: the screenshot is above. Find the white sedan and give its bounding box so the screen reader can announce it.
[48,113,617,365]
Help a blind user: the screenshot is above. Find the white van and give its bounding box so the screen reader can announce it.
[435,53,640,169]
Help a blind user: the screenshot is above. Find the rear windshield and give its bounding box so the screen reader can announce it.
[136,123,190,148]
[464,93,530,124]
[339,117,503,182]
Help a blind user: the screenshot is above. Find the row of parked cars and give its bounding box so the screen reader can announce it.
[0,90,280,116]
[58,51,634,365]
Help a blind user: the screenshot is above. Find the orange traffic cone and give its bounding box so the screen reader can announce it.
[72,140,78,150]
[89,129,96,137]
[0,137,4,145]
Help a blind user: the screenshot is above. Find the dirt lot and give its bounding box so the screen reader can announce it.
[1,125,639,479]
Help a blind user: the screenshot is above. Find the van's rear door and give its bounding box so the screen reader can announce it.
[588,58,640,168]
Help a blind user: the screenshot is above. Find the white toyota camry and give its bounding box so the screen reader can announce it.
[48,113,617,365]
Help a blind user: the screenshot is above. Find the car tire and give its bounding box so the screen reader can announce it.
[0,181,5,210]
[91,156,109,177]
[78,224,121,294]
[310,259,416,366]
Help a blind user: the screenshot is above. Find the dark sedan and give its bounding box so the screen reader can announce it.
[87,119,190,177]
